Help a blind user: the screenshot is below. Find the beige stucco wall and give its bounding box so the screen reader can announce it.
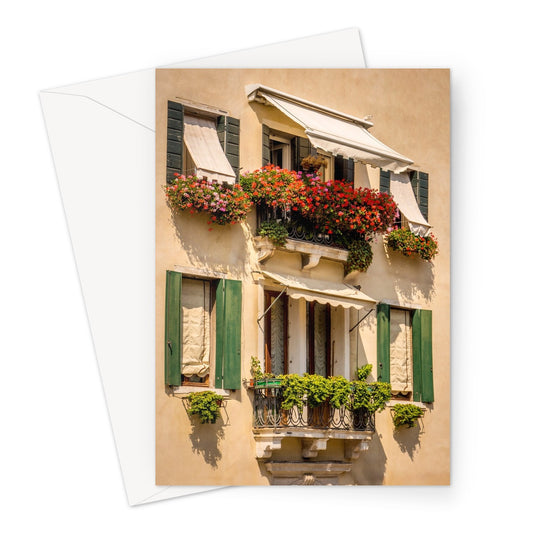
[155,69,450,485]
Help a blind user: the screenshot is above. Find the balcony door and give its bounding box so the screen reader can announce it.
[306,301,332,377]
[264,291,289,375]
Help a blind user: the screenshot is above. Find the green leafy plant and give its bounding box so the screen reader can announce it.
[187,391,224,424]
[350,380,392,414]
[279,374,307,411]
[345,239,373,273]
[257,220,289,247]
[386,227,438,261]
[391,403,424,428]
[250,356,264,381]
[329,376,352,409]
[356,364,373,381]
[303,373,332,408]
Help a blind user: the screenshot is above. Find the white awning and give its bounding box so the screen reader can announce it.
[261,271,376,309]
[246,84,413,173]
[390,172,431,236]
[183,114,236,183]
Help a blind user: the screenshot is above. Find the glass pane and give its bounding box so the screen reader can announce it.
[313,303,328,377]
[269,296,286,375]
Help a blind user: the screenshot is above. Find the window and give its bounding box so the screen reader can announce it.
[264,291,288,375]
[166,100,240,184]
[180,278,214,386]
[165,271,242,390]
[306,302,331,376]
[381,168,430,225]
[377,302,434,403]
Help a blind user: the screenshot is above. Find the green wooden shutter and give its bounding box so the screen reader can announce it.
[262,125,270,166]
[376,303,390,383]
[217,116,240,179]
[165,271,182,386]
[379,169,391,194]
[412,309,423,402]
[215,279,243,389]
[409,171,429,221]
[166,101,184,183]
[420,309,434,402]
[222,279,242,389]
[334,156,355,185]
[291,136,311,172]
[412,309,434,402]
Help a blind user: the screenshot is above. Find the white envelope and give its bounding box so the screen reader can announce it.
[40,28,366,506]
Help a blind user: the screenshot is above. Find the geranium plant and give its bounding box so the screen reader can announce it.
[165,174,251,226]
[386,227,438,261]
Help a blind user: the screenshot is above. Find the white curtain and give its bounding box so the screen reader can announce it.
[181,279,211,378]
[389,309,413,393]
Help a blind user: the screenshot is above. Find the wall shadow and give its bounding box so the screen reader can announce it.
[169,208,258,281]
[392,419,423,460]
[351,432,387,485]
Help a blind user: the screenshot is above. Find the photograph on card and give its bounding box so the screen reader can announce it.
[155,68,450,486]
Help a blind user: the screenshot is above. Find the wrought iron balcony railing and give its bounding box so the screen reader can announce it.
[257,205,345,248]
[253,385,375,432]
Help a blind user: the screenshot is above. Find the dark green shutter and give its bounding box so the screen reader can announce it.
[412,309,434,402]
[217,116,240,179]
[291,136,311,172]
[165,271,182,386]
[215,279,242,389]
[166,101,184,183]
[420,310,434,402]
[410,171,429,221]
[412,310,423,401]
[334,156,355,185]
[376,303,390,383]
[379,169,391,194]
[262,125,270,166]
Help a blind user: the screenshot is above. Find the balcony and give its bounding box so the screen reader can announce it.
[254,205,349,269]
[252,384,374,461]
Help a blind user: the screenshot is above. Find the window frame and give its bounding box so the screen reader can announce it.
[179,276,217,388]
[263,290,289,375]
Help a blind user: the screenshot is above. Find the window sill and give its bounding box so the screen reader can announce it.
[170,386,231,397]
[386,399,428,410]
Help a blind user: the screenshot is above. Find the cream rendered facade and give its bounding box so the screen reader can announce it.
[155,69,450,486]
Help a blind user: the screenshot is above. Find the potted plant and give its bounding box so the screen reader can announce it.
[304,374,332,427]
[187,391,224,424]
[391,403,424,428]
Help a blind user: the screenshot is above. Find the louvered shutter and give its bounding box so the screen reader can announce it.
[166,101,184,183]
[409,171,429,221]
[165,271,182,386]
[215,279,243,389]
[380,169,391,194]
[262,125,270,166]
[412,309,434,402]
[291,136,311,172]
[217,116,240,179]
[376,302,390,383]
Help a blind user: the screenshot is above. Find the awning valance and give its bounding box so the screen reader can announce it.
[183,114,236,183]
[261,270,376,309]
[246,84,413,173]
[390,172,431,236]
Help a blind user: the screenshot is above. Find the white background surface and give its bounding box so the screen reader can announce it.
[1,1,530,531]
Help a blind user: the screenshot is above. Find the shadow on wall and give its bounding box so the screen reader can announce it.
[392,420,423,460]
[351,431,387,485]
[169,209,258,279]
[385,241,436,302]
[188,416,225,469]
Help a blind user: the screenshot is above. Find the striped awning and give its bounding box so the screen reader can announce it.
[261,270,376,309]
[246,84,413,173]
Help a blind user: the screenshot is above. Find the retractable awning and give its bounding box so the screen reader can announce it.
[246,84,413,173]
[261,271,376,309]
[183,114,236,183]
[390,172,431,236]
